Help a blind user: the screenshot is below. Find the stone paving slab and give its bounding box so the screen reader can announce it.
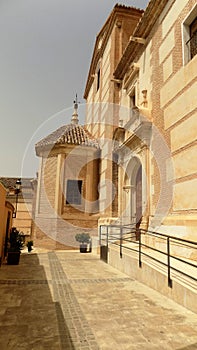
[0,250,196,349]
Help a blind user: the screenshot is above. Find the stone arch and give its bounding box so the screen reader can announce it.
[123,156,143,226]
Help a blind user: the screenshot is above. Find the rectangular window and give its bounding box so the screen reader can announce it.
[97,68,100,91]
[66,180,82,205]
[129,81,138,109]
[189,17,197,59]
[130,93,136,108]
[182,5,197,64]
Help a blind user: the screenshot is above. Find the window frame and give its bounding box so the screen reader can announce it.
[96,67,101,92]
[65,179,83,206]
[182,4,197,65]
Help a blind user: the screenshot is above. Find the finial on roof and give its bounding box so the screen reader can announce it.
[71,93,79,125]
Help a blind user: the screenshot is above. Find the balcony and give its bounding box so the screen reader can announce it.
[123,106,152,147]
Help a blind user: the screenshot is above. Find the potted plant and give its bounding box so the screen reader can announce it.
[75,233,90,253]
[7,227,24,265]
[26,240,33,253]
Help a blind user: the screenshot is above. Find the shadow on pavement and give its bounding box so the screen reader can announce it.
[55,302,75,350]
[0,253,75,349]
[177,344,197,350]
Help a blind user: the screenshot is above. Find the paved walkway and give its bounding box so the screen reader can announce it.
[0,250,197,350]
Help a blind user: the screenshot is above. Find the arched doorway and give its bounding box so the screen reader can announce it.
[135,165,142,228]
[123,157,143,227]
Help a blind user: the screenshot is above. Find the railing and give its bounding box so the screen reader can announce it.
[99,225,197,288]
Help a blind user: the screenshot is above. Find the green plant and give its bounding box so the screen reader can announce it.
[75,233,90,244]
[8,227,24,252]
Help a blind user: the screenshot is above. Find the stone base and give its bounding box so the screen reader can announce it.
[108,244,197,313]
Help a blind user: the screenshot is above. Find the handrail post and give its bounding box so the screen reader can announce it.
[139,229,142,268]
[99,225,102,246]
[106,225,109,250]
[120,225,123,258]
[167,237,172,288]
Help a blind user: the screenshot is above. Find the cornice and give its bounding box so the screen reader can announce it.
[36,144,100,158]
[84,5,144,99]
[123,63,140,90]
[114,0,169,80]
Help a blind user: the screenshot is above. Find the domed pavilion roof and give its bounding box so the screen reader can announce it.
[35,97,99,156]
[35,123,99,156]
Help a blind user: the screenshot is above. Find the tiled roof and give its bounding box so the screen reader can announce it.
[35,124,99,154]
[0,177,34,190]
[0,177,34,199]
[114,4,144,11]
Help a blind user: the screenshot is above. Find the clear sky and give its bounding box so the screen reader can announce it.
[0,0,149,178]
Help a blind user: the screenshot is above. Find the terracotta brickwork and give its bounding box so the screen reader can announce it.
[34,118,100,249]
[159,0,197,230]
[84,0,197,246]
[84,6,143,220]
[34,1,196,251]
[39,155,57,214]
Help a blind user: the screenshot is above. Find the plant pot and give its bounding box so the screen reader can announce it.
[80,243,87,253]
[28,246,32,253]
[7,251,21,265]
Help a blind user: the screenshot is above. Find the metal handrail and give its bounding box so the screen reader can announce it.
[99,225,197,288]
[140,228,197,245]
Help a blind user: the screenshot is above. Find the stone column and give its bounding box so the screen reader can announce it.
[55,153,64,216]
[35,157,43,215]
[140,145,150,230]
[85,153,99,214]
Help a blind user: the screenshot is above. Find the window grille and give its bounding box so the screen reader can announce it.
[66,180,82,205]
[186,17,197,60]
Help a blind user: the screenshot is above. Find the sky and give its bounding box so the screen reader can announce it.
[0,0,149,178]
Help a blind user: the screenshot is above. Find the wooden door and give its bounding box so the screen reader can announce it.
[136,165,142,228]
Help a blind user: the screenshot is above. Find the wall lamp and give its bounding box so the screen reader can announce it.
[12,178,21,218]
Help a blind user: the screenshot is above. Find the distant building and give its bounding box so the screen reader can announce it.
[0,177,34,240]
[0,182,14,260]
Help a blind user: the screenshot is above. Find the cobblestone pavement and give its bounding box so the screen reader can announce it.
[0,250,197,349]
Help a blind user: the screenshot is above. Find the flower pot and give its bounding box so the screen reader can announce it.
[28,246,32,253]
[80,243,87,253]
[7,251,21,265]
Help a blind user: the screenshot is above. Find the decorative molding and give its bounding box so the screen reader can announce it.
[129,36,146,44]
[84,6,143,99]
[111,78,122,84]
[140,89,148,108]
[123,63,139,90]
[114,0,169,80]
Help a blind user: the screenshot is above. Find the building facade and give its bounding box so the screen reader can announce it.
[0,177,34,241]
[84,4,144,223]
[33,1,196,254]
[84,0,197,253]
[0,182,14,261]
[33,104,100,249]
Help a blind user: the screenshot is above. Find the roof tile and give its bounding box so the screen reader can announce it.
[35,124,99,154]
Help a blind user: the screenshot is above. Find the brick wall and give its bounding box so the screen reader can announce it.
[33,216,98,250]
[39,155,57,214]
